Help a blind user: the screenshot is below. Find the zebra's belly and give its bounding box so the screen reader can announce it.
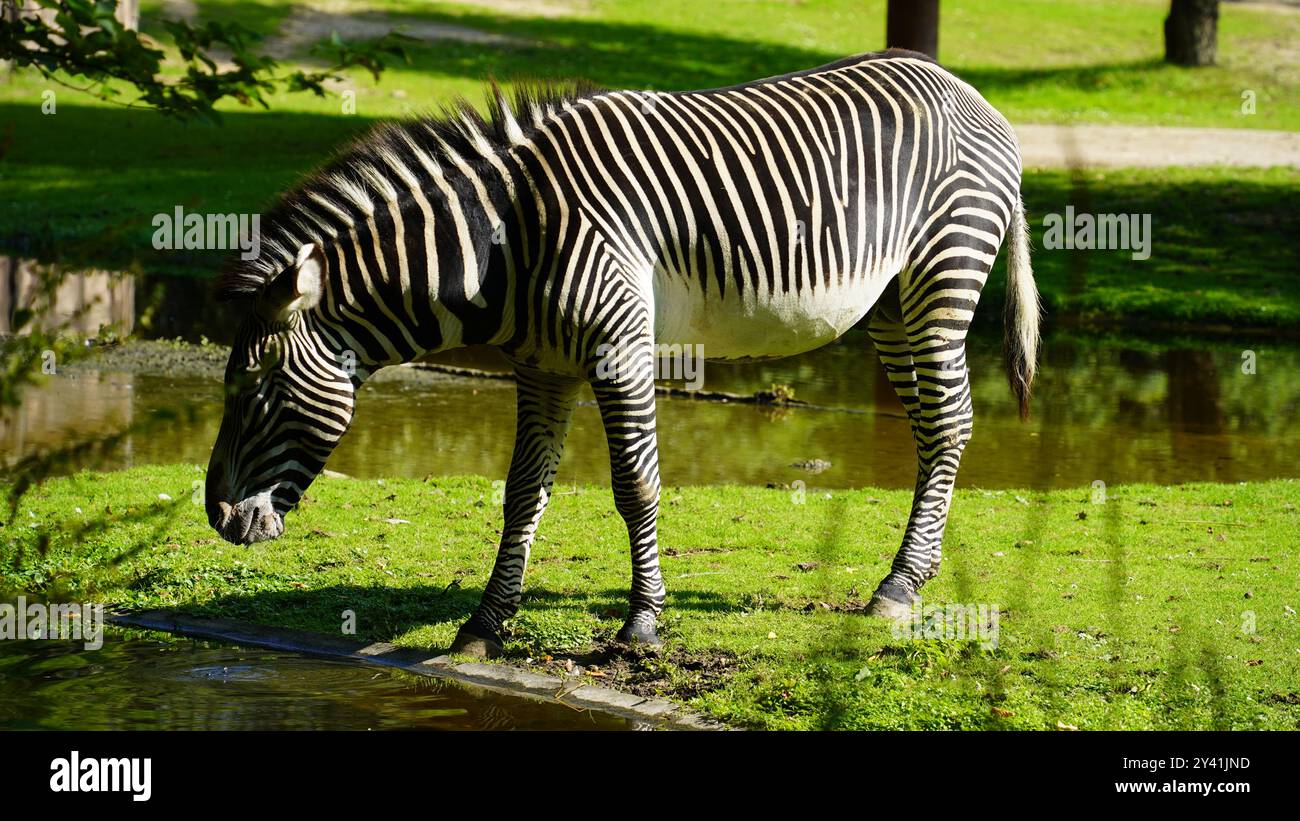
[652,271,892,361]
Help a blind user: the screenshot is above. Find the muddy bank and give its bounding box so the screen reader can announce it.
[64,340,825,409]
[65,340,495,388]
[66,340,229,380]
[105,608,723,730]
[518,641,739,702]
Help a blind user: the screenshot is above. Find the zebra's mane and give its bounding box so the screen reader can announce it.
[215,79,602,302]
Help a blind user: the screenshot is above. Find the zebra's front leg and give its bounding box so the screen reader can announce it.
[450,369,582,658]
[590,353,666,647]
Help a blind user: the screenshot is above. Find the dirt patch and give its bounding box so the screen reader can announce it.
[1015,124,1300,169]
[1263,691,1300,705]
[803,598,871,614]
[1233,1,1300,14]
[521,642,738,701]
[159,0,199,22]
[451,0,594,18]
[265,6,534,60]
[661,545,732,558]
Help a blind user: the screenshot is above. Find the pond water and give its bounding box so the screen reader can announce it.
[0,627,633,730]
[6,322,1299,492]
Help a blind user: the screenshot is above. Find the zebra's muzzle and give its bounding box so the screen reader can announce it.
[211,494,284,544]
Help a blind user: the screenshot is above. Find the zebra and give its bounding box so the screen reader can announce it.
[206,48,1039,658]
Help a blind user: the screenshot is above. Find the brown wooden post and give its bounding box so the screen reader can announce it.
[886,0,940,59]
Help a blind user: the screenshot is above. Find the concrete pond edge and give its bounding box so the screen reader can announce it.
[106,608,727,731]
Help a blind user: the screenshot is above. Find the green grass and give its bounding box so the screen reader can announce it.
[2,1,1297,331]
[0,2,1294,337]
[5,465,1299,730]
[123,0,1298,128]
[994,166,1300,332]
[3,102,1294,330]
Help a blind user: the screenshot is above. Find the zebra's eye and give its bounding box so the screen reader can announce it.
[250,345,282,378]
[229,362,266,395]
[228,342,283,396]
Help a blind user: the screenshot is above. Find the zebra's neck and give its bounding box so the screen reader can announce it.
[215,85,600,375]
[310,146,526,372]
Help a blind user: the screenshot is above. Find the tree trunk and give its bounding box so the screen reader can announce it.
[115,0,139,32]
[1164,0,1218,66]
[0,1,17,78]
[886,0,939,60]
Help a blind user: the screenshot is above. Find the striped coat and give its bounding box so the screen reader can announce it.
[207,49,1039,655]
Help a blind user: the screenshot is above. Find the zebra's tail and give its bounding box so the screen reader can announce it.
[1003,195,1040,421]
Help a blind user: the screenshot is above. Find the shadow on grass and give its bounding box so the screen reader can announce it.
[0,102,372,270]
[7,103,1296,336]
[218,3,1181,98]
[183,582,736,649]
[11,1,1293,295]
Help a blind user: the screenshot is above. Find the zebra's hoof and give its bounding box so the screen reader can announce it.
[867,595,913,622]
[449,625,503,659]
[616,619,662,648]
[866,583,916,622]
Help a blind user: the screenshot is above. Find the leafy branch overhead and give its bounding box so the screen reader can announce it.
[0,0,416,122]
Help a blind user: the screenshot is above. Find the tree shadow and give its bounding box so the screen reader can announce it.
[228,3,1175,98]
[183,581,736,651]
[958,58,1170,99]
[2,0,1201,269]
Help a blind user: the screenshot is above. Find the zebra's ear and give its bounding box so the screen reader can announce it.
[258,243,324,323]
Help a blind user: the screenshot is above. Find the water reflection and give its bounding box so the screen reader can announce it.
[1,257,135,336]
[0,629,631,730]
[4,270,1298,490]
[6,332,1298,490]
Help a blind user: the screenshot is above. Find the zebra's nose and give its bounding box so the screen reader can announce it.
[205,468,235,530]
[207,497,234,531]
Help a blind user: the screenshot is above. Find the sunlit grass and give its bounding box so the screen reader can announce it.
[6,465,1298,729]
[2,2,1296,330]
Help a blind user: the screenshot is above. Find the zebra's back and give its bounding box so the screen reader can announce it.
[524,51,1022,361]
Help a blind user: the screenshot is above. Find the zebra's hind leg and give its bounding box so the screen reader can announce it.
[590,341,666,647]
[866,274,978,620]
[450,369,582,659]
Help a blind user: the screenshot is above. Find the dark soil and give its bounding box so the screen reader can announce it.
[518,641,738,701]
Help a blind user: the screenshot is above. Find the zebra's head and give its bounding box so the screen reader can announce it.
[206,243,358,544]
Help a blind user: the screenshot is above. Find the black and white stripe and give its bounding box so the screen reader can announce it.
[206,49,1040,650]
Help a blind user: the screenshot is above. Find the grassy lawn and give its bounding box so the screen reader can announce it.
[3,98,1294,331]
[116,0,1297,129]
[4,0,1298,734]
[5,465,1299,730]
[2,1,1297,331]
[994,166,1300,332]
